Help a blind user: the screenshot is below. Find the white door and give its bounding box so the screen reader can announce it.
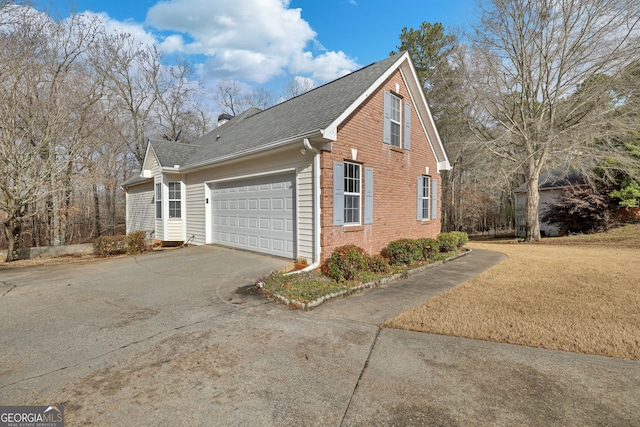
[211,174,295,258]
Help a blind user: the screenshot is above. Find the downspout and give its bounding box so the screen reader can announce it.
[289,138,321,274]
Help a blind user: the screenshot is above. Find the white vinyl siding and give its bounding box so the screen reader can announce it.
[125,181,155,235]
[297,163,314,261]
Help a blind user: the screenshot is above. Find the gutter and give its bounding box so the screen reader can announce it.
[179,130,325,173]
[289,138,322,274]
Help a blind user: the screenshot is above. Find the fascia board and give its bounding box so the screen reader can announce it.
[181,130,325,173]
[399,59,451,171]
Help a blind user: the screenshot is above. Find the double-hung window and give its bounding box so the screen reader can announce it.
[384,91,411,150]
[155,183,162,219]
[168,182,181,219]
[389,94,401,147]
[344,162,361,225]
[417,175,438,221]
[421,176,431,220]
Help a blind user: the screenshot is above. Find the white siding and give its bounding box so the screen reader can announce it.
[149,153,164,241]
[296,163,314,261]
[184,146,314,260]
[166,220,184,240]
[125,181,154,236]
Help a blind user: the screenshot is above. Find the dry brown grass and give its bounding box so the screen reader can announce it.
[385,225,640,360]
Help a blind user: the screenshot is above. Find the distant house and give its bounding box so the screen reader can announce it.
[122,52,451,265]
[514,170,584,237]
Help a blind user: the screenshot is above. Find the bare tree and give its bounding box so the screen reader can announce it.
[91,30,161,166]
[212,79,273,116]
[466,0,640,241]
[281,75,314,99]
[153,60,210,142]
[0,5,105,259]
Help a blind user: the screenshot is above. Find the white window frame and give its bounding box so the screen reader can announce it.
[390,93,402,147]
[421,176,431,220]
[344,162,362,225]
[155,182,162,219]
[168,181,182,219]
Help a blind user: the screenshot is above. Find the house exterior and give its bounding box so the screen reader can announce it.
[123,52,451,266]
[513,170,584,237]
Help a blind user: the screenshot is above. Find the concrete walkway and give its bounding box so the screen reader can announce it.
[1,247,638,426]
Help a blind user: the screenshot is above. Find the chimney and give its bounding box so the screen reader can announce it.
[217,113,233,127]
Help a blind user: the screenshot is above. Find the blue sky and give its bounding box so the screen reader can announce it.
[39,0,477,95]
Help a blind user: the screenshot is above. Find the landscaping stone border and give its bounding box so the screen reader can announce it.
[273,249,472,311]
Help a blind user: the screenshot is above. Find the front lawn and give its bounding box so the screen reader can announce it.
[385,225,640,360]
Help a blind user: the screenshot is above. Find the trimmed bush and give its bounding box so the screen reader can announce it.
[322,244,370,282]
[93,235,127,257]
[450,231,469,249]
[437,232,459,253]
[126,231,148,255]
[384,238,423,266]
[416,237,440,260]
[368,254,390,274]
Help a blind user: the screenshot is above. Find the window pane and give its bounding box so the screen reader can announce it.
[391,123,400,147]
[169,201,181,218]
[343,162,361,225]
[169,182,181,199]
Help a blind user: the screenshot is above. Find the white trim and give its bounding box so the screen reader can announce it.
[324,54,407,138]
[398,60,451,171]
[324,52,450,171]
[343,161,362,226]
[204,168,297,185]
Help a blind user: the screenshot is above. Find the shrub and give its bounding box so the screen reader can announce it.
[384,238,422,266]
[126,231,148,255]
[93,235,127,257]
[437,232,459,253]
[416,238,440,260]
[449,231,469,249]
[322,244,370,282]
[541,185,614,234]
[368,254,390,274]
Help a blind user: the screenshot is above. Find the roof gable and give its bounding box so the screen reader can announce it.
[146,52,450,172]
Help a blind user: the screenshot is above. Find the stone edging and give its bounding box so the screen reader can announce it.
[273,249,472,311]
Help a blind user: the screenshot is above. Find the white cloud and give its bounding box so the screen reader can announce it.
[291,51,359,82]
[146,0,359,83]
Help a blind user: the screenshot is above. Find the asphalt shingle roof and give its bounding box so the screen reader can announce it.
[150,54,402,169]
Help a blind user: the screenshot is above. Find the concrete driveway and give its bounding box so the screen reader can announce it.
[1,246,638,426]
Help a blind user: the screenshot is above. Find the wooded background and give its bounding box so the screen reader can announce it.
[1,0,639,260]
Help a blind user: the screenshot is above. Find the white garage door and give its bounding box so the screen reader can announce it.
[211,174,295,258]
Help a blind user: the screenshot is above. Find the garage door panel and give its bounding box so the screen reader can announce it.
[211,174,294,258]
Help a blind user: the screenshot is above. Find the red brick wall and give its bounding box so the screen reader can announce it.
[320,70,442,260]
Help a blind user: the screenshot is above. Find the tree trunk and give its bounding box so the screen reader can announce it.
[524,174,542,242]
[93,184,102,237]
[3,219,20,262]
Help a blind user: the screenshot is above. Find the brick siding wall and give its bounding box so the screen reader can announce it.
[320,70,442,260]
